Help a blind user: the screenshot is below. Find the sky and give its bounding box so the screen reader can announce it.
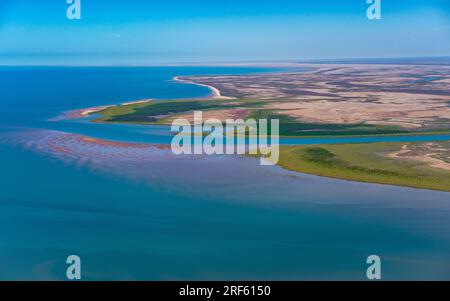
[0,0,449,65]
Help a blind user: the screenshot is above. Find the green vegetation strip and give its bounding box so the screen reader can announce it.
[93,100,450,137]
[94,100,238,124]
[278,142,450,192]
[249,109,407,137]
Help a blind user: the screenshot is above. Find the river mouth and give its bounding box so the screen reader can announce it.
[31,112,450,147]
[1,66,450,280]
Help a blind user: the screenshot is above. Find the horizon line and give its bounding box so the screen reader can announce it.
[0,56,449,68]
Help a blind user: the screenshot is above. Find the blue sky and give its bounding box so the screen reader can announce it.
[0,0,449,64]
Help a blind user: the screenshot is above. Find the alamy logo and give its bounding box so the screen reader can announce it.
[366,255,381,280]
[366,0,382,20]
[66,255,81,280]
[66,0,81,20]
[171,111,280,165]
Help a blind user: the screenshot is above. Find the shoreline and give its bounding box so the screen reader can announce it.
[173,76,235,100]
[52,73,236,122]
[278,143,450,193]
[45,66,450,192]
[50,99,153,121]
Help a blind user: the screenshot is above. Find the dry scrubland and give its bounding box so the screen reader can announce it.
[182,64,450,131]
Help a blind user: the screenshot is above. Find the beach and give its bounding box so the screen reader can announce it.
[173,76,235,100]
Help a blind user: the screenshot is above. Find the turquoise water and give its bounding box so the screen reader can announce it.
[0,67,449,280]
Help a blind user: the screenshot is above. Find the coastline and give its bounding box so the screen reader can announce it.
[46,66,450,193]
[50,99,153,121]
[52,73,234,122]
[173,76,235,100]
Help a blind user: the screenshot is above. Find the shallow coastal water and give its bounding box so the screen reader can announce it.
[0,67,449,280]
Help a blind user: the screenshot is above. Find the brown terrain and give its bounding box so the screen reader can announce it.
[389,141,450,171]
[180,64,450,130]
